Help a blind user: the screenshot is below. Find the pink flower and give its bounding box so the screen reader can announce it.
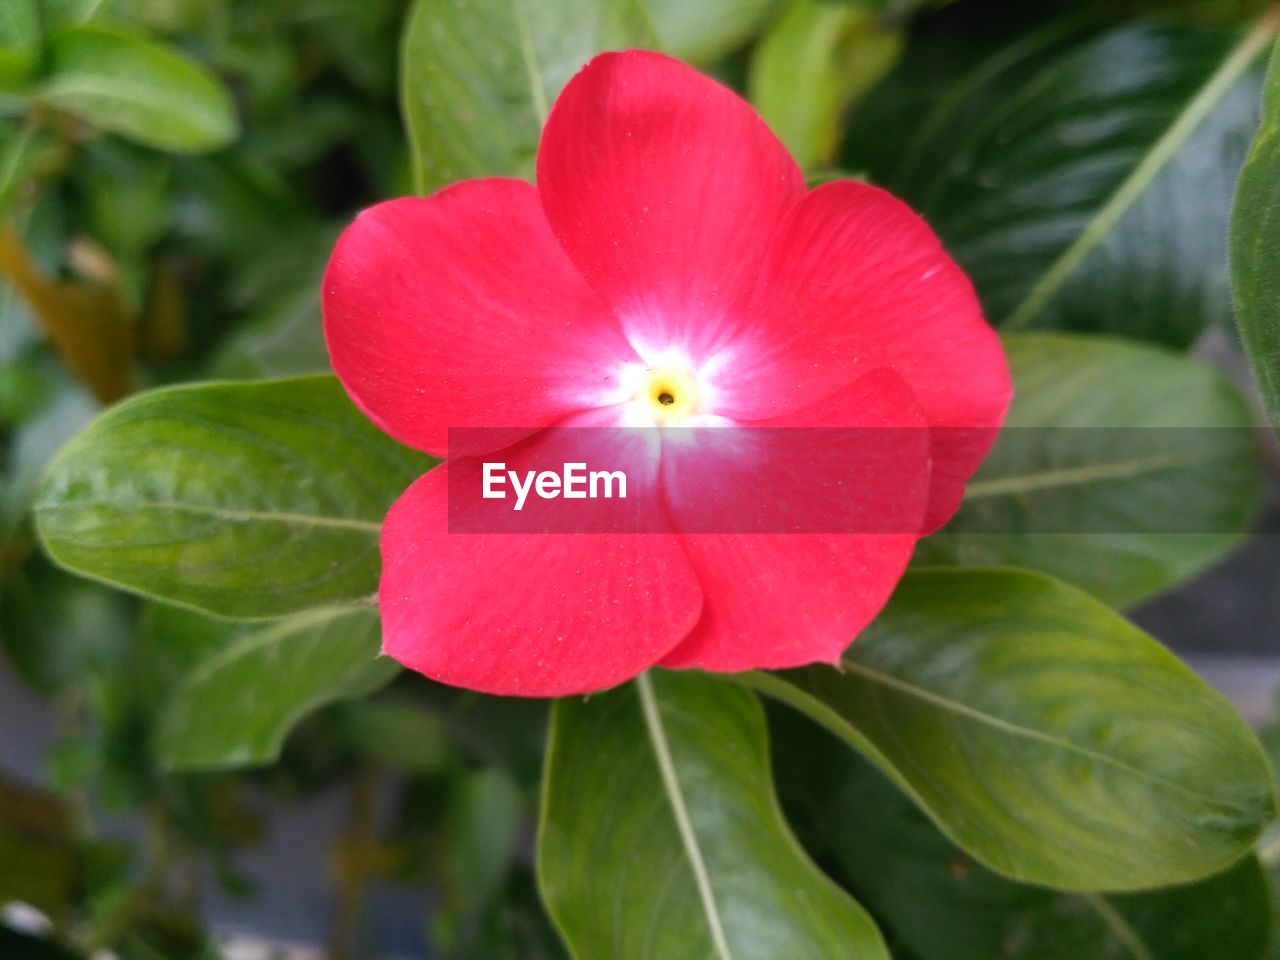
[322,51,1010,697]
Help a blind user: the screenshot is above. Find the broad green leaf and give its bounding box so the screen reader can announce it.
[34,375,433,618]
[749,0,902,170]
[773,711,1274,960]
[744,568,1277,891]
[401,0,657,192]
[37,26,239,153]
[539,671,890,960]
[0,0,39,88]
[151,604,397,770]
[1232,37,1280,432]
[866,23,1276,347]
[642,0,781,64]
[915,333,1261,607]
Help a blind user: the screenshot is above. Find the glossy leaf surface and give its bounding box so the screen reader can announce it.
[401,0,656,191]
[916,334,1261,606]
[35,375,432,618]
[151,605,396,770]
[748,568,1277,891]
[539,671,889,960]
[774,711,1274,960]
[865,24,1272,347]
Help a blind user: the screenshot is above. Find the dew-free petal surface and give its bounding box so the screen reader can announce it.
[324,178,636,457]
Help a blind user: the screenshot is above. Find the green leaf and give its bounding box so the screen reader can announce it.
[0,0,39,89]
[37,26,240,153]
[152,605,397,770]
[34,375,433,618]
[875,23,1277,347]
[538,671,890,960]
[915,333,1261,607]
[773,711,1274,960]
[400,0,657,193]
[1231,37,1280,433]
[744,568,1277,891]
[749,0,902,170]
[642,0,781,64]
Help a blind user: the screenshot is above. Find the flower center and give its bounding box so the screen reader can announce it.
[641,367,700,424]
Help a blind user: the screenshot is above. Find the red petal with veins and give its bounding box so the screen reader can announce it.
[538,50,805,363]
[379,418,701,697]
[724,180,1011,529]
[659,370,930,671]
[323,179,636,458]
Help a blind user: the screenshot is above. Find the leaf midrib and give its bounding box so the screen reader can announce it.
[840,659,1245,811]
[1003,9,1280,330]
[963,448,1222,499]
[635,673,734,960]
[1082,893,1155,960]
[511,0,549,122]
[33,500,382,533]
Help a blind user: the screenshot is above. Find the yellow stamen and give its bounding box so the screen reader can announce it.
[643,367,700,424]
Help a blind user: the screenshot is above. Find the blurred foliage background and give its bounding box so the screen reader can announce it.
[3,0,1280,957]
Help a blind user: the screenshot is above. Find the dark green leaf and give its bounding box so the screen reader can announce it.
[881,23,1274,347]
[37,26,239,153]
[773,711,1274,960]
[1231,37,1280,432]
[915,333,1261,606]
[539,671,889,960]
[746,568,1277,890]
[400,0,657,192]
[152,605,397,770]
[34,375,433,618]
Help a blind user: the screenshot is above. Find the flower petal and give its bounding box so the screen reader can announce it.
[324,178,636,457]
[722,181,1011,529]
[659,369,930,671]
[380,428,702,697]
[537,50,805,362]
